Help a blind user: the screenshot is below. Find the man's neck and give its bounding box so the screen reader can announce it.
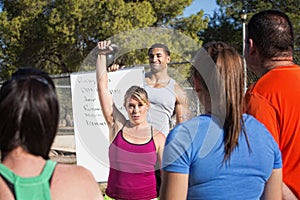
[148,69,169,81]
[146,71,171,88]
[258,58,295,77]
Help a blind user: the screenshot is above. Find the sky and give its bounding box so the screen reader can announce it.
[183,0,218,17]
[0,1,218,17]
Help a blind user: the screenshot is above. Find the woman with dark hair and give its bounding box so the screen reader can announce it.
[0,68,103,200]
[160,42,282,200]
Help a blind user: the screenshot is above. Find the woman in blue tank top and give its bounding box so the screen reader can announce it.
[160,42,282,200]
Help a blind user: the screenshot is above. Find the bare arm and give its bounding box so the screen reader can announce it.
[160,171,188,200]
[283,182,299,200]
[96,40,126,141]
[153,131,166,169]
[174,83,191,124]
[261,168,282,200]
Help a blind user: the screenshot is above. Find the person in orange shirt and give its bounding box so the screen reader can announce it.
[244,10,300,199]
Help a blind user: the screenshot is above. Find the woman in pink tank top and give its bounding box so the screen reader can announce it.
[96,40,166,200]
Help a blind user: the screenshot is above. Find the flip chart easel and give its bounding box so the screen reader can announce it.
[70,67,145,182]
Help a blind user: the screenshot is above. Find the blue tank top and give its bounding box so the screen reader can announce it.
[145,78,176,135]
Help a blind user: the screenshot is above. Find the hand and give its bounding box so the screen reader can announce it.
[97,40,114,55]
[107,64,125,72]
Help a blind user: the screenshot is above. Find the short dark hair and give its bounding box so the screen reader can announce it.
[247,10,294,58]
[0,68,59,160]
[148,43,171,56]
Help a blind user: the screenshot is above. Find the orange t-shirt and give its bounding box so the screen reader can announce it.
[245,65,300,198]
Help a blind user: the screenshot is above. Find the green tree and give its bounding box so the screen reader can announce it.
[215,0,300,60]
[0,0,209,80]
[199,8,242,52]
[199,0,300,84]
[0,0,156,78]
[199,0,299,55]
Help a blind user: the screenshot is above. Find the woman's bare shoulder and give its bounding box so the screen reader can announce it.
[152,129,166,145]
[51,164,103,200]
[55,164,93,177]
[153,130,166,139]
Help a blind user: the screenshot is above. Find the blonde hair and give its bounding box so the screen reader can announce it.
[123,86,149,107]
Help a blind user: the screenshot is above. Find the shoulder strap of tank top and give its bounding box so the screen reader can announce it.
[0,160,56,199]
[0,160,57,184]
[0,167,16,199]
[168,78,176,87]
[122,120,128,131]
[151,126,153,137]
[114,120,128,139]
[40,160,57,184]
[0,163,17,188]
[119,120,128,135]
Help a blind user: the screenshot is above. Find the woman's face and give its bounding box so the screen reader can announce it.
[126,97,149,125]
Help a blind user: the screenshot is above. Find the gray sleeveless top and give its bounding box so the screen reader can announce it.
[144,78,176,135]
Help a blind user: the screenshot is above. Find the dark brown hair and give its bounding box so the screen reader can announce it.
[0,68,59,160]
[148,43,171,56]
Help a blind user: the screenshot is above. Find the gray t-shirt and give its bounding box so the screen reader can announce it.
[145,79,176,135]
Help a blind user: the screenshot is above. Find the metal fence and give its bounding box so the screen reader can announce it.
[5,50,300,138]
[51,72,201,135]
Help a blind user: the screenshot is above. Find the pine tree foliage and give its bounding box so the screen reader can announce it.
[0,0,209,80]
[215,0,300,62]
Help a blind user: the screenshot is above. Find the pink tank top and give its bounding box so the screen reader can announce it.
[106,126,158,199]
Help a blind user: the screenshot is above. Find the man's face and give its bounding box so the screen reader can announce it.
[148,48,170,72]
